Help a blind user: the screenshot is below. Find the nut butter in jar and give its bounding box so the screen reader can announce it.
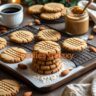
[65,6,89,35]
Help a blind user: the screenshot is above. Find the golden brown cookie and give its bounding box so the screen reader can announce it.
[0,47,27,63]
[28,5,43,14]
[9,30,34,43]
[43,3,64,13]
[32,63,61,75]
[32,49,61,61]
[40,12,61,20]
[0,37,7,50]
[0,79,20,96]
[33,59,60,67]
[37,29,61,41]
[62,38,87,52]
[32,58,61,66]
[33,41,61,54]
[41,64,61,75]
[61,8,67,17]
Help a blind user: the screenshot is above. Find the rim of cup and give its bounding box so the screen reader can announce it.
[0,3,23,15]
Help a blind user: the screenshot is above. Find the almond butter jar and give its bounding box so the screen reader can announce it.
[65,6,89,35]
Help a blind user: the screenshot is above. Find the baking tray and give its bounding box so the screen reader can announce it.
[0,25,96,92]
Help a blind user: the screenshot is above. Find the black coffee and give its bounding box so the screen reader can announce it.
[2,7,20,13]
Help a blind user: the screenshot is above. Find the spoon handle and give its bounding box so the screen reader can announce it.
[82,0,93,13]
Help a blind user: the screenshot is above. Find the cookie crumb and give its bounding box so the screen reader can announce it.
[23,91,32,96]
[0,26,8,33]
[28,22,33,26]
[89,46,96,52]
[34,19,41,25]
[93,25,96,33]
[39,26,46,31]
[60,69,70,77]
[18,64,28,70]
[88,35,94,40]
[68,67,73,71]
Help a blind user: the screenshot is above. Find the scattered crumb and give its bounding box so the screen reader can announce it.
[34,19,41,25]
[28,22,33,26]
[89,46,96,52]
[39,26,46,31]
[23,91,32,96]
[88,35,94,40]
[68,67,73,71]
[60,69,70,77]
[93,25,96,33]
[0,26,8,33]
[18,64,28,70]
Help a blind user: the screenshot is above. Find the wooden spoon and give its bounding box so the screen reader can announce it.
[82,0,93,13]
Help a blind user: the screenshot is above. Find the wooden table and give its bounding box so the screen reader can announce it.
[0,7,96,96]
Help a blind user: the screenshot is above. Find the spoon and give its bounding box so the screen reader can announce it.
[82,0,93,13]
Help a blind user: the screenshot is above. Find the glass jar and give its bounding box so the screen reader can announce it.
[8,0,21,4]
[65,7,89,35]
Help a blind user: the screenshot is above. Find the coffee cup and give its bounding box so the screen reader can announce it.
[0,3,23,28]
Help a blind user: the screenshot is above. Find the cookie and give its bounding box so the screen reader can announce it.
[0,79,20,96]
[40,12,61,20]
[32,58,61,66]
[23,91,32,96]
[40,64,61,75]
[33,51,61,61]
[62,38,87,52]
[61,8,67,17]
[28,5,43,14]
[33,59,60,67]
[37,29,61,41]
[32,63,61,75]
[9,30,34,43]
[0,47,27,63]
[43,3,64,13]
[33,41,61,54]
[41,63,60,70]
[0,37,7,50]
[60,69,70,76]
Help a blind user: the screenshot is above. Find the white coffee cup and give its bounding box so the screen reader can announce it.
[0,3,23,28]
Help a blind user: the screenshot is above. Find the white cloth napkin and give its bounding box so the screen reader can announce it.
[62,77,96,96]
[62,84,91,96]
[78,0,96,24]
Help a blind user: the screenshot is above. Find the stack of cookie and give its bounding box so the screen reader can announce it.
[32,41,62,75]
[28,3,66,20]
